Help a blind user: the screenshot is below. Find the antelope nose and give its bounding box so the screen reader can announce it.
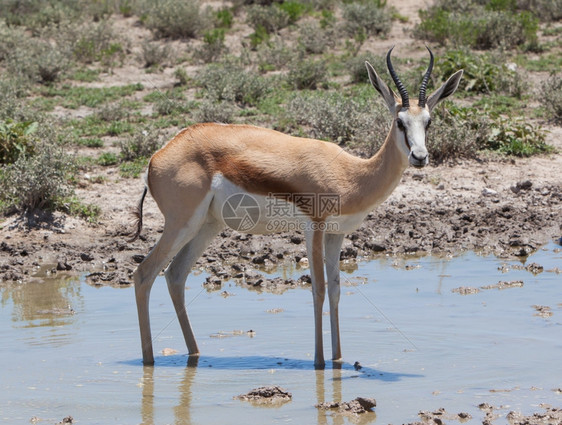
[411,149,428,162]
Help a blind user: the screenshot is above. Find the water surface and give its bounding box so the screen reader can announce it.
[1,244,561,424]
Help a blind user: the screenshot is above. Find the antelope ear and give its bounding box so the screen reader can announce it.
[426,70,464,111]
[365,61,399,114]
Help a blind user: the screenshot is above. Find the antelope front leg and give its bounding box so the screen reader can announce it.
[324,233,345,362]
[305,228,326,369]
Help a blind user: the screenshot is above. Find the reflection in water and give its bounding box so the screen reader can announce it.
[0,275,82,346]
[141,357,199,425]
[139,357,377,425]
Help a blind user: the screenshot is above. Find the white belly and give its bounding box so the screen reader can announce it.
[209,174,370,235]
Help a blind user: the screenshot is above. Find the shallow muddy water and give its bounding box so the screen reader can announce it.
[1,244,561,424]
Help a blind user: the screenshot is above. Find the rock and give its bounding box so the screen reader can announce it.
[316,397,376,415]
[235,386,292,404]
[482,187,497,196]
[511,180,533,193]
[56,261,72,271]
[290,235,302,244]
[80,252,94,262]
[132,254,145,264]
[452,286,480,295]
[364,241,385,252]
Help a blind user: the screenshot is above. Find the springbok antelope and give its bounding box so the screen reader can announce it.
[130,47,463,368]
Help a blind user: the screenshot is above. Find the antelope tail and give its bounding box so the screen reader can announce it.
[128,185,148,242]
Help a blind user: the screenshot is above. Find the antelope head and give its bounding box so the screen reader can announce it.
[366,47,464,168]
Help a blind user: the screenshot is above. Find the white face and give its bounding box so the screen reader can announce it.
[395,108,431,168]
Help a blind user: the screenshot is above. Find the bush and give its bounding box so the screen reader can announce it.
[341,0,392,39]
[486,116,551,156]
[287,92,388,152]
[0,120,38,164]
[518,0,562,21]
[436,49,525,95]
[256,36,294,71]
[62,20,125,66]
[287,59,327,90]
[539,73,562,124]
[144,0,212,39]
[0,142,74,212]
[415,3,538,49]
[298,21,335,54]
[193,29,228,63]
[194,100,236,123]
[246,4,290,33]
[120,127,166,161]
[97,152,119,166]
[427,104,488,163]
[5,36,72,84]
[141,42,172,68]
[198,63,270,106]
[347,53,385,83]
[277,1,309,23]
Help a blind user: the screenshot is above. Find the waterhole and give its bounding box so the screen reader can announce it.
[1,244,560,424]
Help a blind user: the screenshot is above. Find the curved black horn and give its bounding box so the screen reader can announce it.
[386,46,409,108]
[418,45,434,108]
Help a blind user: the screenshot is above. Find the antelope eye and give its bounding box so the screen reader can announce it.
[396,119,405,131]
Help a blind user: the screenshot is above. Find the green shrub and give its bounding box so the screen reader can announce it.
[5,37,72,84]
[0,0,81,28]
[487,117,551,156]
[154,96,191,116]
[246,4,290,33]
[415,4,538,49]
[120,127,165,161]
[347,53,384,83]
[341,0,392,39]
[436,49,525,96]
[539,73,562,124]
[145,0,212,39]
[174,67,190,86]
[0,120,38,164]
[518,0,562,21]
[216,8,234,28]
[194,100,236,123]
[277,1,309,23]
[256,36,294,71]
[0,142,74,212]
[427,104,488,163]
[64,20,125,65]
[97,152,119,166]
[63,197,101,223]
[120,157,148,179]
[287,92,387,151]
[198,63,270,106]
[194,29,228,63]
[141,42,172,68]
[287,59,327,90]
[298,21,335,54]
